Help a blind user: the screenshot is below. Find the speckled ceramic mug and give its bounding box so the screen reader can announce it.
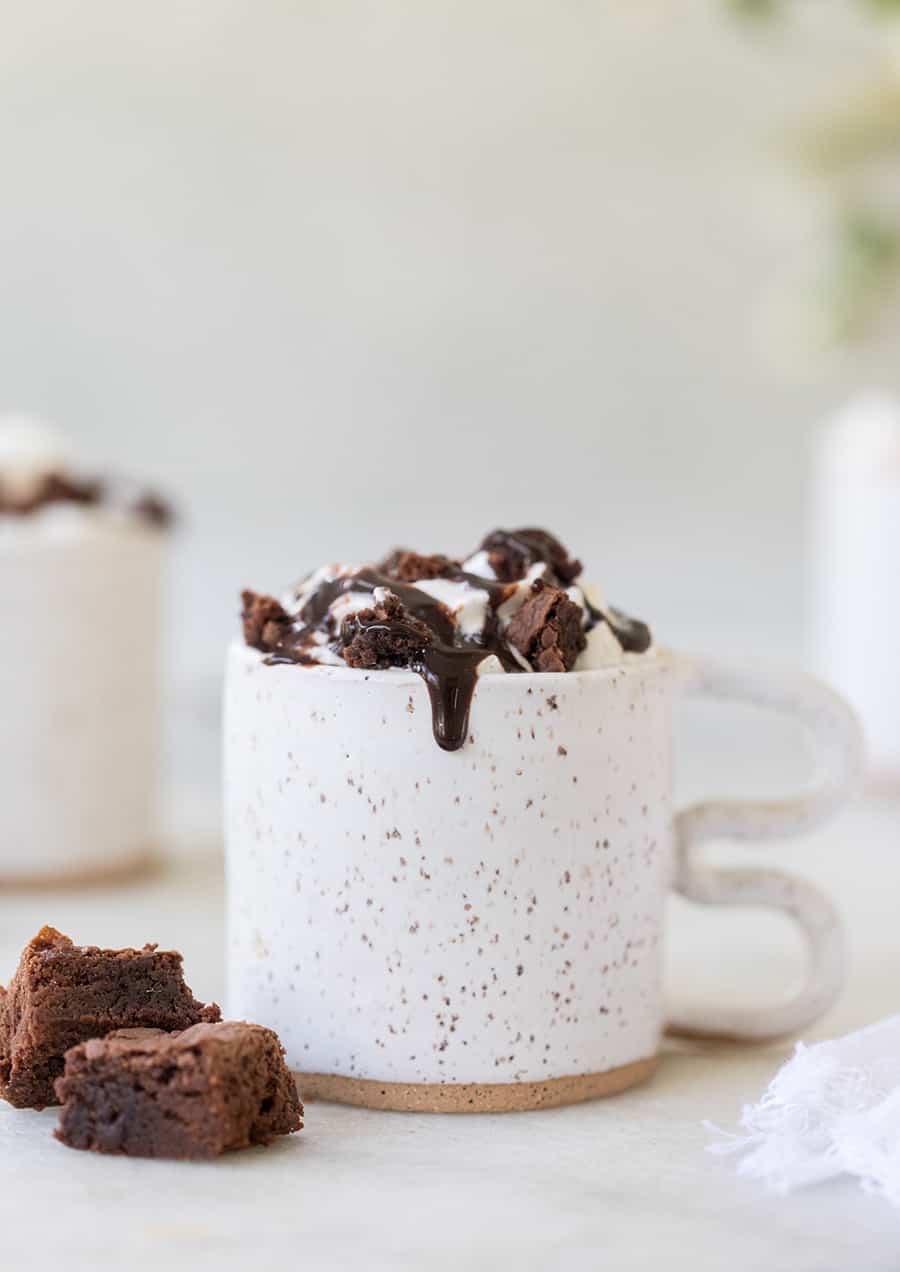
[225,643,863,1112]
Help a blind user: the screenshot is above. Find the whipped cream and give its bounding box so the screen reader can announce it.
[280,558,648,675]
[243,529,654,751]
[0,415,71,503]
[0,413,171,528]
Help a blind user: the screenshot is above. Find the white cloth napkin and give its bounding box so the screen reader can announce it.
[708,1015,900,1207]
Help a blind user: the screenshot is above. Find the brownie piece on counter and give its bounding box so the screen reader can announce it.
[0,927,220,1109]
[55,1022,303,1159]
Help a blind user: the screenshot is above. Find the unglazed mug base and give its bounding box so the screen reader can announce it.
[295,1054,659,1113]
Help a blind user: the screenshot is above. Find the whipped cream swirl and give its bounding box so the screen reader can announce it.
[241,529,654,752]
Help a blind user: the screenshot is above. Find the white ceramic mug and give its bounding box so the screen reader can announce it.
[225,643,863,1112]
[0,516,165,885]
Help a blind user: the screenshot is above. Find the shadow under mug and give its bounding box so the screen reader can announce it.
[225,643,863,1112]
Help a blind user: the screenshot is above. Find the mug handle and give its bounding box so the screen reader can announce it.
[667,654,865,1041]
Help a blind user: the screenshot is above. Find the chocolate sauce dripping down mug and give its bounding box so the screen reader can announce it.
[225,643,863,1112]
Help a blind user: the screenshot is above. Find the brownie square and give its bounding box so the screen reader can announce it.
[55,1022,303,1159]
[0,926,220,1109]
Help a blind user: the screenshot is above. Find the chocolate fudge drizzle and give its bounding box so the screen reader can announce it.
[277,566,518,751]
[0,472,172,526]
[480,527,583,583]
[584,601,652,656]
[254,529,654,753]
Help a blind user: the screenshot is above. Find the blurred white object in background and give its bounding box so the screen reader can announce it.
[0,415,168,885]
[0,414,70,503]
[812,394,900,785]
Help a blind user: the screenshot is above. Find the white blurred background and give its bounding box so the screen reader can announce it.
[0,0,895,841]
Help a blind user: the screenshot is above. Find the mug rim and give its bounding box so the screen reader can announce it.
[228,638,673,690]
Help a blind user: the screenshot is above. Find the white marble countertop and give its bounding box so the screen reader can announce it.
[1,794,899,1271]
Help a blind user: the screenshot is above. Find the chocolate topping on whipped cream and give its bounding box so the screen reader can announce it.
[0,416,172,526]
[240,528,653,752]
[0,474,172,525]
[479,528,582,585]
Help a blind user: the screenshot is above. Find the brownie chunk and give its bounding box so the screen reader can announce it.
[55,1022,303,1159]
[241,589,292,653]
[1,471,172,525]
[129,492,173,529]
[378,550,460,583]
[2,472,103,516]
[479,528,582,585]
[477,526,584,585]
[505,579,587,672]
[340,592,433,669]
[0,927,220,1109]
